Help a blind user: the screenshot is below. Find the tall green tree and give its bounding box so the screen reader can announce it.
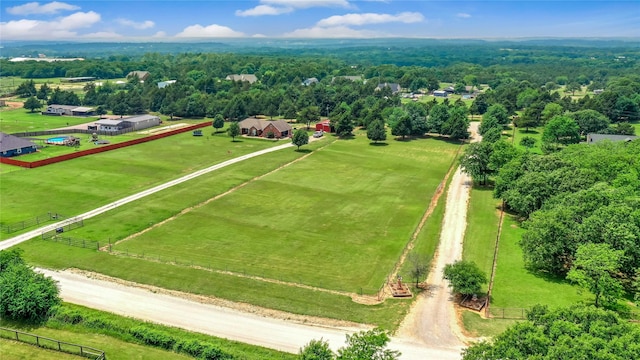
[23,96,42,112]
[542,115,580,150]
[212,114,225,133]
[442,106,469,140]
[427,103,449,134]
[567,243,624,307]
[443,260,487,296]
[388,108,411,140]
[0,250,60,323]
[463,305,640,360]
[570,109,610,135]
[299,339,334,360]
[460,141,494,185]
[227,121,240,141]
[483,104,510,126]
[366,120,387,144]
[336,328,400,360]
[292,128,309,150]
[298,106,321,130]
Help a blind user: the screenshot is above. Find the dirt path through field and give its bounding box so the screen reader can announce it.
[396,122,480,350]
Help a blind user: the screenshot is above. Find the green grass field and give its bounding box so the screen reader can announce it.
[491,214,590,308]
[110,134,459,294]
[462,187,502,293]
[0,106,98,133]
[7,128,458,328]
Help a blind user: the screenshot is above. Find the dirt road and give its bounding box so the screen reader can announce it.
[40,268,461,359]
[396,122,480,350]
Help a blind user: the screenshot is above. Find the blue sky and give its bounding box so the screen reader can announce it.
[1,1,639,41]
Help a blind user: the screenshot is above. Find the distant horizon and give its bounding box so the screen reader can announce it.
[1,1,639,41]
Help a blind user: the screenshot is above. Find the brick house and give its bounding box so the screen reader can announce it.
[239,118,292,138]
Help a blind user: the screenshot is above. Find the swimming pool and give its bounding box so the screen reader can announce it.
[46,136,70,145]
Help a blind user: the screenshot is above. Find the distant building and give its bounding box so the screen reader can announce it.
[586,133,638,144]
[302,77,319,86]
[0,132,37,157]
[239,117,292,138]
[127,71,150,81]
[94,115,160,132]
[433,90,448,97]
[593,89,604,95]
[315,119,333,133]
[376,83,401,94]
[332,75,363,83]
[43,105,95,116]
[157,80,177,88]
[226,74,258,84]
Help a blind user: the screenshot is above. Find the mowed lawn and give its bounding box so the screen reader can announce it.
[0,130,282,236]
[114,134,460,294]
[491,214,590,308]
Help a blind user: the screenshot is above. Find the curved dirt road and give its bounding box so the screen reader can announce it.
[396,122,480,350]
[40,268,461,359]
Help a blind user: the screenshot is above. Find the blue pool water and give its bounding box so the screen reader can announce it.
[46,136,69,144]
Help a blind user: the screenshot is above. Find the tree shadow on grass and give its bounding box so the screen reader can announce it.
[369,142,389,146]
[295,148,312,153]
[230,139,243,143]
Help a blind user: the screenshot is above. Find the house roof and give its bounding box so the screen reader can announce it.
[96,119,124,126]
[73,107,94,112]
[48,104,77,110]
[238,118,292,132]
[157,80,176,88]
[226,74,258,83]
[123,115,159,123]
[0,132,36,152]
[302,77,318,86]
[127,71,150,80]
[587,133,638,144]
[332,75,363,82]
[376,83,400,93]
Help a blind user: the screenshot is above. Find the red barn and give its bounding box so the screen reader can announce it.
[315,119,333,133]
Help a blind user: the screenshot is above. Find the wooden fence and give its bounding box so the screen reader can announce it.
[488,307,528,319]
[1,122,211,169]
[0,327,105,360]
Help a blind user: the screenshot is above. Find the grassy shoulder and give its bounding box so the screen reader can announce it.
[1,303,293,360]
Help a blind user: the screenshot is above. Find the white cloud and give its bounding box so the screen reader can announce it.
[82,31,123,39]
[457,13,471,18]
[237,0,350,17]
[116,18,155,29]
[152,31,167,38]
[284,25,378,38]
[236,5,292,17]
[317,12,423,27]
[0,11,101,40]
[262,0,350,8]
[7,1,79,15]
[175,24,244,38]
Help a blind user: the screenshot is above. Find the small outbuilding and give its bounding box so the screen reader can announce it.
[586,133,638,144]
[226,74,258,84]
[0,132,38,157]
[433,90,448,97]
[43,104,95,116]
[315,119,333,133]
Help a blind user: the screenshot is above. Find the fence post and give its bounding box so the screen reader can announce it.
[36,335,40,347]
[58,341,61,351]
[80,346,84,356]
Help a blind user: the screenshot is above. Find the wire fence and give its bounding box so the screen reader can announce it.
[0,327,105,360]
[1,212,65,234]
[488,307,528,319]
[40,217,84,239]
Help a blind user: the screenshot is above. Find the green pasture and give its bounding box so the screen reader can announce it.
[0,339,84,360]
[511,126,544,154]
[0,130,283,229]
[462,187,502,292]
[461,311,518,338]
[112,133,460,294]
[491,214,590,308]
[0,106,96,133]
